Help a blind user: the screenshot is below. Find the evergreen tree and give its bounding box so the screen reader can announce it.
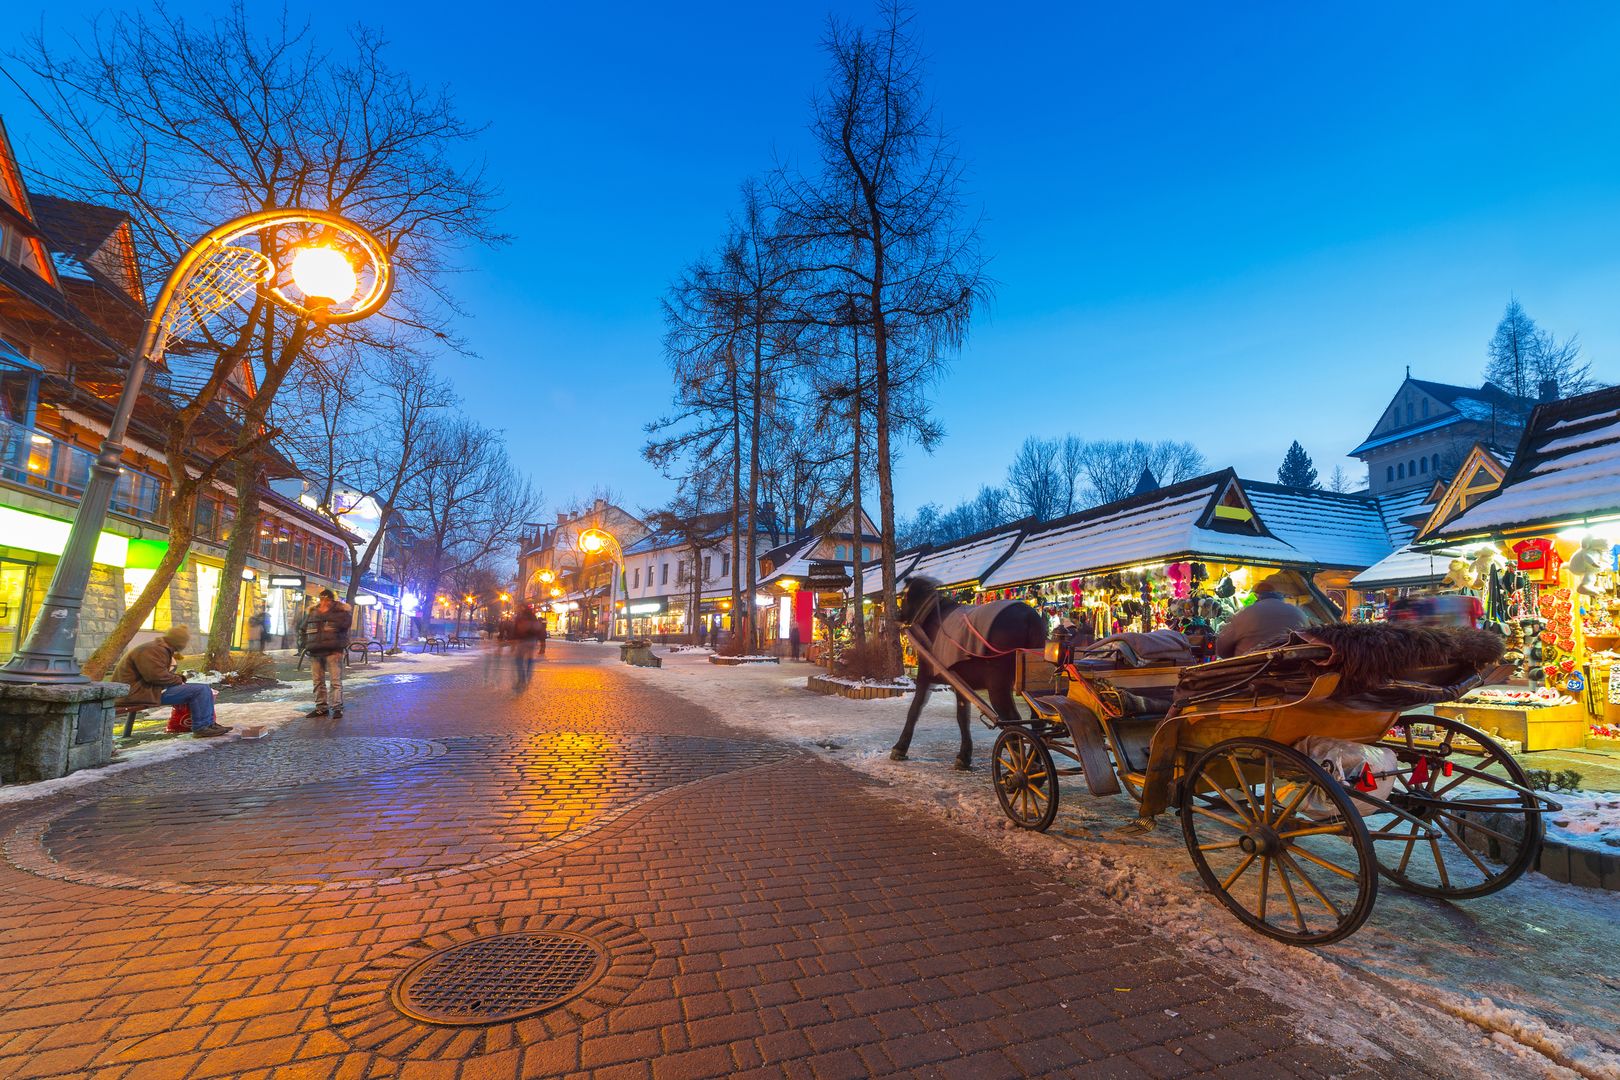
[1277,441,1320,489]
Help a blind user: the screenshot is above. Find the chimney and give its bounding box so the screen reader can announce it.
[1539,378,1559,403]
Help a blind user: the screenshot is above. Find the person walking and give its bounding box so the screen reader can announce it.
[789,622,801,661]
[300,588,353,718]
[112,626,231,738]
[511,603,543,691]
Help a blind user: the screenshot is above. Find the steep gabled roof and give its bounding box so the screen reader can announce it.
[1427,386,1620,541]
[1350,377,1526,457]
[1416,443,1511,538]
[1240,482,1394,569]
[980,471,1305,589]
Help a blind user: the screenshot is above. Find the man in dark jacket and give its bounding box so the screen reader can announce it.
[300,588,353,718]
[1214,576,1312,658]
[511,604,544,691]
[112,626,230,737]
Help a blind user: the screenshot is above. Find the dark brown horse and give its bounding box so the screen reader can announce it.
[891,577,1048,770]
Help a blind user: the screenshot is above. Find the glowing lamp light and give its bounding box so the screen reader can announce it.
[538,569,556,584]
[579,530,608,554]
[549,587,563,597]
[288,244,359,306]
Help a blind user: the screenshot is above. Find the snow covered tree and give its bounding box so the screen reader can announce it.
[1277,442,1320,489]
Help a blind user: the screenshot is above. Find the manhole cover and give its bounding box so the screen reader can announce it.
[389,931,607,1026]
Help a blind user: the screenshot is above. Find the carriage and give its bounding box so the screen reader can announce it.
[904,604,1560,946]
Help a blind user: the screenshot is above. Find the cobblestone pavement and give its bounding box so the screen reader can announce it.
[0,643,1424,1079]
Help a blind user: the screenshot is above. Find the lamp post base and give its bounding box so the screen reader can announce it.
[0,681,127,784]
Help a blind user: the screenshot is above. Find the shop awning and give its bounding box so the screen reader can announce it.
[1349,545,1467,590]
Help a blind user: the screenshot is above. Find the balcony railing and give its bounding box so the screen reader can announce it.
[0,416,167,524]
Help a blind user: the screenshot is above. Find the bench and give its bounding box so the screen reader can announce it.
[346,640,386,666]
[418,636,447,655]
[113,704,153,739]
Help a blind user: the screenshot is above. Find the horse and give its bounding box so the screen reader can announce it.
[890,576,1049,770]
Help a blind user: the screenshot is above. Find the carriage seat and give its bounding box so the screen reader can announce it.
[1079,631,1196,670]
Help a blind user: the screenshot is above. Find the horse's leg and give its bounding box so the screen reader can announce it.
[891,662,930,761]
[987,663,1023,726]
[954,692,973,771]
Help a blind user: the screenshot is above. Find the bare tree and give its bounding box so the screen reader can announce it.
[22,7,503,676]
[399,419,539,631]
[774,1,991,663]
[643,477,727,640]
[1325,465,1355,493]
[258,345,455,664]
[1076,440,1206,505]
[1485,298,1601,410]
[1006,436,1067,521]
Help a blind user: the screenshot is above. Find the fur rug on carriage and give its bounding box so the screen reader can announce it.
[1173,623,1508,709]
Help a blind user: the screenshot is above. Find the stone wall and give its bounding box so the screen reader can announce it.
[76,564,124,664]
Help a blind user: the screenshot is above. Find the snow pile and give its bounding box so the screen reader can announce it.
[813,673,916,689]
[623,647,1620,1080]
[1545,791,1620,852]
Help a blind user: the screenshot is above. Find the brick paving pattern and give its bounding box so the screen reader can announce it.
[0,644,1425,1078]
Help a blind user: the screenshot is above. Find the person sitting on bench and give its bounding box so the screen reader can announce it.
[112,625,231,738]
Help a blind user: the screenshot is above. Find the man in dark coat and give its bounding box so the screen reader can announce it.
[300,588,353,718]
[511,604,544,691]
[1214,575,1312,658]
[112,626,230,737]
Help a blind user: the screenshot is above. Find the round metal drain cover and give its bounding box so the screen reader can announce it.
[390,931,607,1025]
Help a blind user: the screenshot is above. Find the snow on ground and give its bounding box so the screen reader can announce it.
[0,649,482,808]
[1544,791,1620,853]
[624,647,1620,1080]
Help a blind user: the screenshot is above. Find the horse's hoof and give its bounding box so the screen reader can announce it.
[889,748,908,762]
[953,758,972,772]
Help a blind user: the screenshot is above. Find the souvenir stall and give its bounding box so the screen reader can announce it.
[1346,545,1468,622]
[975,473,1341,655]
[1418,386,1620,751]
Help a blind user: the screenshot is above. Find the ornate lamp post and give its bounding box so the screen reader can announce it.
[0,209,391,683]
[577,527,624,641]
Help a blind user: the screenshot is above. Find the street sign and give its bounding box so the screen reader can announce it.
[268,574,305,589]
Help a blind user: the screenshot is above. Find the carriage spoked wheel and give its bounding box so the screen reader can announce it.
[1371,715,1543,899]
[992,727,1060,832]
[1182,738,1376,946]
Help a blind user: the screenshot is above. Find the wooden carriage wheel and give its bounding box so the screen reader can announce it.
[1371,715,1543,899]
[1181,738,1377,946]
[992,727,1060,832]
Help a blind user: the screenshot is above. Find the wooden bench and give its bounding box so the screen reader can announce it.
[419,636,447,655]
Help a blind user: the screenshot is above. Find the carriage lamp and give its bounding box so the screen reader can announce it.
[288,244,359,309]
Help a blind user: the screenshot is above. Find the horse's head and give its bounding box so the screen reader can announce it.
[896,576,942,627]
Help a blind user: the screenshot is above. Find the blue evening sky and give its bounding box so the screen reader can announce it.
[8,2,1620,518]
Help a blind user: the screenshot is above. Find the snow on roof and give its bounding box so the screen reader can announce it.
[1369,487,1434,547]
[898,527,1024,588]
[980,477,1305,588]
[1431,387,1620,539]
[1241,483,1394,569]
[1350,544,1468,589]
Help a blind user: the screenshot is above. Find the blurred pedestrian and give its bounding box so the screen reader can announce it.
[112,626,230,738]
[512,603,544,691]
[300,588,352,718]
[789,622,801,661]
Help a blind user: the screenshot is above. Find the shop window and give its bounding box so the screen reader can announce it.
[0,342,41,427]
[122,568,160,631]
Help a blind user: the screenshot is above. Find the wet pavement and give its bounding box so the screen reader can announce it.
[0,642,1423,1078]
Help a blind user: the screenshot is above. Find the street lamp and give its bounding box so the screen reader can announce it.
[576,528,624,640]
[0,209,391,682]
